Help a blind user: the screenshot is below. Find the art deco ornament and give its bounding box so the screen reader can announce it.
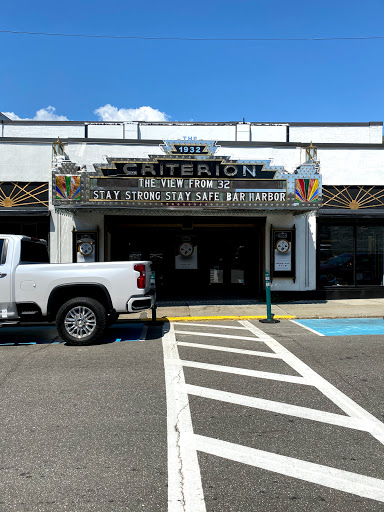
[52,137,65,156]
[305,142,318,162]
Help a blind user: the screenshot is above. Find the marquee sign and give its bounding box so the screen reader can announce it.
[98,159,279,180]
[89,176,287,207]
[53,140,322,210]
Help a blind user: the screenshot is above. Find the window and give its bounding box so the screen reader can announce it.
[0,239,7,265]
[20,240,49,264]
[318,221,384,287]
[318,225,354,286]
[355,225,384,285]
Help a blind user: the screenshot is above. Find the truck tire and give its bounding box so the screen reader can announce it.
[56,297,107,345]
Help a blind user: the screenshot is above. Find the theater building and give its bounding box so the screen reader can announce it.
[0,117,383,300]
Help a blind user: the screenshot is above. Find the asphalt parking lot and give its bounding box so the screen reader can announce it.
[0,321,167,512]
[0,322,147,346]
[0,318,383,511]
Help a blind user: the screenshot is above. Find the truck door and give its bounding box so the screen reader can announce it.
[0,238,12,316]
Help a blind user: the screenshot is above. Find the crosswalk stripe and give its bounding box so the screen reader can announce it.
[177,341,280,358]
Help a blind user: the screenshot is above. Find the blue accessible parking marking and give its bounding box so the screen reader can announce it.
[294,318,384,336]
[109,323,145,343]
[0,322,145,346]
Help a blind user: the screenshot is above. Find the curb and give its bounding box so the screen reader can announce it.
[143,315,296,322]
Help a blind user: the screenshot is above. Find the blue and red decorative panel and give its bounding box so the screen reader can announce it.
[295,178,318,202]
[56,175,81,200]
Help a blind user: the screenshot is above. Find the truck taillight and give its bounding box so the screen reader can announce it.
[134,264,146,289]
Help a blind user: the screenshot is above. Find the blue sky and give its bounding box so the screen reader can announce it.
[1,0,383,123]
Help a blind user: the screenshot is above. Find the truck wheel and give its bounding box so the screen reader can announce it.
[56,297,107,345]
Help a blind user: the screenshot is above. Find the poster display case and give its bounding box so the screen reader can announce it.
[270,226,296,280]
[73,230,98,263]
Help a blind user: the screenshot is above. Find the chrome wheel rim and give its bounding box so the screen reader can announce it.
[64,306,97,339]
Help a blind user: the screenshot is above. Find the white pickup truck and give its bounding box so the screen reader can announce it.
[0,235,155,345]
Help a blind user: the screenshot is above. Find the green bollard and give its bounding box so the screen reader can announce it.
[150,270,159,325]
[259,269,280,324]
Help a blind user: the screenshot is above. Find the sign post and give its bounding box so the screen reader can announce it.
[150,271,157,324]
[259,269,280,324]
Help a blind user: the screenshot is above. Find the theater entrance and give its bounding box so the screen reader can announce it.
[105,216,265,301]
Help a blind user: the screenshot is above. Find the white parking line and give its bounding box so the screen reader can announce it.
[176,322,248,330]
[181,360,309,384]
[174,330,268,342]
[195,435,384,503]
[177,341,281,358]
[162,323,206,512]
[184,384,374,431]
[241,320,384,445]
[291,319,325,336]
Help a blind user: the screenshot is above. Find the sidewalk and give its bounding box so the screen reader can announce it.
[123,298,384,322]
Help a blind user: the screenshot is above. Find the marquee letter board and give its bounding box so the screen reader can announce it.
[270,226,296,280]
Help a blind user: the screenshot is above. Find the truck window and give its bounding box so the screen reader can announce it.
[0,239,6,265]
[20,240,49,264]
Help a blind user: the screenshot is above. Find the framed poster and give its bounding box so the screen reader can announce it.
[270,226,296,280]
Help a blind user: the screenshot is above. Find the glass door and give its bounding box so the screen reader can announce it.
[107,218,263,300]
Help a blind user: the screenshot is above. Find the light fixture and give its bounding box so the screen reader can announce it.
[305,142,317,162]
[52,137,65,156]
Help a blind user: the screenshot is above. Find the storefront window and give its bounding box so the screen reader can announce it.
[318,221,384,287]
[356,225,384,285]
[319,225,354,286]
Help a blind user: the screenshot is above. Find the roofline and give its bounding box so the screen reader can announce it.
[0,120,382,127]
[0,137,383,149]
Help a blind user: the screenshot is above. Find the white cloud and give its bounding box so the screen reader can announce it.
[94,104,169,122]
[2,112,20,120]
[3,106,69,121]
[3,104,170,122]
[33,106,69,121]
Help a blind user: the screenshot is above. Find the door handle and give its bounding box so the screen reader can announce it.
[0,273,7,278]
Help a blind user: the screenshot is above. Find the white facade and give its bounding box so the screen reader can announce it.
[1,119,382,143]
[1,140,383,185]
[1,120,382,183]
[1,118,383,297]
